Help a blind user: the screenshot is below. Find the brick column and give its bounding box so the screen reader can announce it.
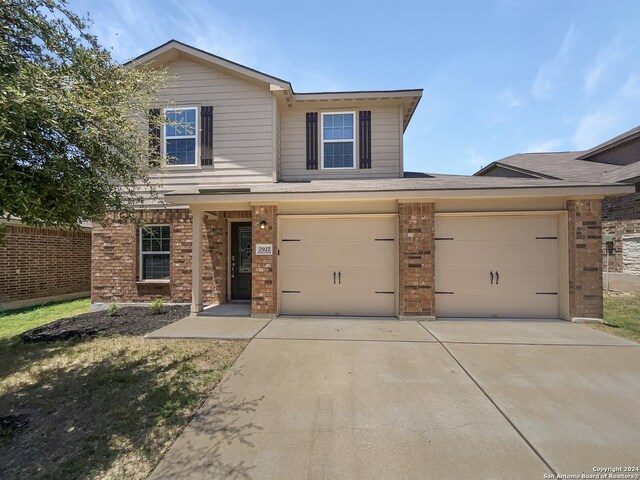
[191,209,203,314]
[398,202,436,320]
[567,199,603,322]
[251,204,278,317]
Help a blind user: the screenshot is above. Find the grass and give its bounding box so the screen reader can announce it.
[0,298,91,339]
[595,293,640,343]
[0,298,249,478]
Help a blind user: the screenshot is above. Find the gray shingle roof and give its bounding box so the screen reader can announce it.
[188,175,627,196]
[476,124,640,183]
[495,152,618,181]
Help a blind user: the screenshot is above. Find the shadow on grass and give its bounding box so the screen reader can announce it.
[0,337,260,479]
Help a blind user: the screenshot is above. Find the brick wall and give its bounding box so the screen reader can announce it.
[0,225,91,308]
[602,219,640,274]
[251,205,277,316]
[398,202,435,318]
[602,192,640,222]
[567,199,603,319]
[601,193,640,275]
[92,209,251,305]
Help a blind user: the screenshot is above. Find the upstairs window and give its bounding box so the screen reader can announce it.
[164,107,198,166]
[321,112,355,169]
[140,226,170,280]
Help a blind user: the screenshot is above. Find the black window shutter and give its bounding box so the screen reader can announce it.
[149,108,161,166]
[200,106,213,166]
[359,110,371,169]
[306,112,318,170]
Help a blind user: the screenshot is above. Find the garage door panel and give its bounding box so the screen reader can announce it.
[280,266,336,291]
[436,241,490,265]
[436,216,557,241]
[280,217,396,317]
[435,215,559,319]
[436,266,492,292]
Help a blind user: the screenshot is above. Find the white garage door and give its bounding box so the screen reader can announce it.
[435,215,559,318]
[279,216,396,316]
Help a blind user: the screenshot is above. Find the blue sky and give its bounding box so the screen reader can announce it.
[69,0,640,175]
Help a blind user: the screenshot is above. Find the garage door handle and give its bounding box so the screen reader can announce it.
[338,271,341,284]
[495,271,499,285]
[333,271,336,284]
[490,271,494,285]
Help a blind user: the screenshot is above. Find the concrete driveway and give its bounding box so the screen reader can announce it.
[150,319,640,480]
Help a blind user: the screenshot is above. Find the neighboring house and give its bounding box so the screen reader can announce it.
[0,219,91,310]
[91,40,632,322]
[475,126,640,292]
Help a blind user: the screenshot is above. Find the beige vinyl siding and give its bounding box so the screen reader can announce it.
[149,56,275,192]
[281,103,403,181]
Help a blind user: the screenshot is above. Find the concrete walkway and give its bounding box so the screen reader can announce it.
[146,316,270,339]
[150,319,640,479]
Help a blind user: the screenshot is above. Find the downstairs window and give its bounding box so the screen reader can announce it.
[140,225,170,280]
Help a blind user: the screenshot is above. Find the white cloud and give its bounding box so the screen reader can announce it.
[573,111,619,149]
[583,36,624,96]
[498,86,522,107]
[525,138,563,153]
[532,24,576,99]
[619,73,640,101]
[82,0,276,66]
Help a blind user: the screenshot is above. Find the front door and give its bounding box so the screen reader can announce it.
[230,222,252,300]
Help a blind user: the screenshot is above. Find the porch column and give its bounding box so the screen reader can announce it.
[567,199,603,322]
[398,201,436,320]
[191,208,203,314]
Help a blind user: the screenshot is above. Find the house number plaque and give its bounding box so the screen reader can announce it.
[255,244,273,255]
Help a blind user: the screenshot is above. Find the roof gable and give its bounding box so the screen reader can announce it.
[127,40,292,91]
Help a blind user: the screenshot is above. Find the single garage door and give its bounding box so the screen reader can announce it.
[435,214,559,318]
[279,216,396,316]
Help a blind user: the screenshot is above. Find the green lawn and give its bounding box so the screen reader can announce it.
[0,298,90,339]
[0,297,248,478]
[598,293,640,343]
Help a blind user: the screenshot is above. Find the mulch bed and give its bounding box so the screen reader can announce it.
[20,305,190,343]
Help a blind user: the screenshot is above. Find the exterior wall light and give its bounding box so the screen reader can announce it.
[259,220,268,230]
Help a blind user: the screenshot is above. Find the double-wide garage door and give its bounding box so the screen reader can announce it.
[435,215,560,318]
[279,217,396,316]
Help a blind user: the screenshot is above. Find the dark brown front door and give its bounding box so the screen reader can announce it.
[230,222,252,300]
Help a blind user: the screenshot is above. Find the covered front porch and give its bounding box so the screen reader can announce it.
[188,204,278,318]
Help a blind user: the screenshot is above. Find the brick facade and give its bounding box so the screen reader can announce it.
[601,193,640,275]
[567,199,603,320]
[91,209,251,305]
[398,202,436,318]
[0,225,91,309]
[251,205,278,316]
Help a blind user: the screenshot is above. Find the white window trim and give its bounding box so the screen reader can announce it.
[320,111,357,170]
[139,225,171,281]
[162,106,199,167]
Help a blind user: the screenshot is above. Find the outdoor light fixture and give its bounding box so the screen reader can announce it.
[259,220,268,230]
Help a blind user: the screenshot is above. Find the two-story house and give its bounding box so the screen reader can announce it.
[91,40,631,322]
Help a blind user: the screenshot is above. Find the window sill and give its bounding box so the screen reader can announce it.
[136,280,170,285]
[161,165,201,170]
